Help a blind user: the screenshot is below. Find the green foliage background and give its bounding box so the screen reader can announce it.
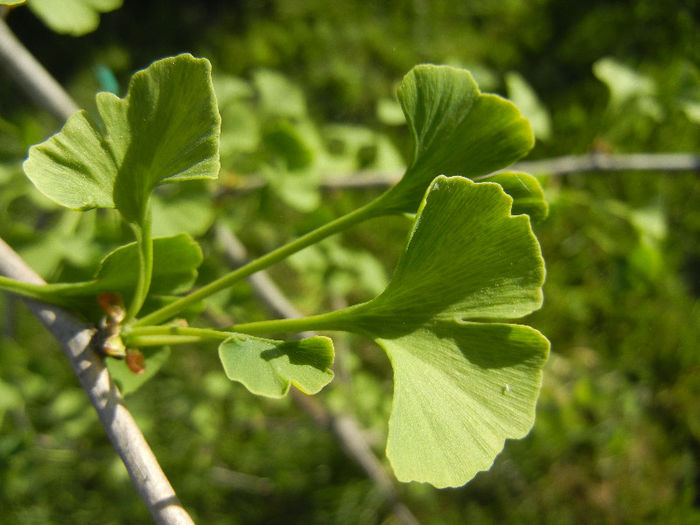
[1,0,698,523]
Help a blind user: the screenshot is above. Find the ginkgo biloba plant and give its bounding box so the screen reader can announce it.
[0,53,549,488]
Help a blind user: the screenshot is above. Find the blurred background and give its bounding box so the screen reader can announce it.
[0,1,698,523]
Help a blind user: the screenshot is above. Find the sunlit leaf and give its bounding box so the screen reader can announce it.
[26,0,121,36]
[379,323,548,487]
[349,177,544,332]
[23,54,221,225]
[219,334,334,398]
[319,176,547,487]
[373,65,534,214]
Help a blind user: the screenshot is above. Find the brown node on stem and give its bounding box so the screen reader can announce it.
[125,349,146,375]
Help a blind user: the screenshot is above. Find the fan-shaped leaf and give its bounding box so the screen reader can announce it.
[23,54,220,225]
[219,334,334,398]
[380,322,548,487]
[373,65,534,214]
[26,0,121,36]
[488,171,548,223]
[317,176,547,487]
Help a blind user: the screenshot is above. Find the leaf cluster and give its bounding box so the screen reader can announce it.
[2,53,549,489]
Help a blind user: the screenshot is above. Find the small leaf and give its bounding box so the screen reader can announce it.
[505,72,552,141]
[23,54,221,225]
[219,334,334,398]
[14,234,203,301]
[374,65,534,214]
[26,0,121,36]
[487,171,548,223]
[93,233,203,296]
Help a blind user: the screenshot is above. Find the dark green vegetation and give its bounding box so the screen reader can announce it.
[1,1,699,523]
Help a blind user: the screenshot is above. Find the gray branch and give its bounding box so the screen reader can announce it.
[216,152,699,196]
[0,237,195,525]
[506,152,700,176]
[0,17,79,121]
[0,19,193,523]
[215,225,420,525]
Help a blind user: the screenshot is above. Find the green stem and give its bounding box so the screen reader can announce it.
[125,210,153,322]
[123,325,235,347]
[132,200,383,327]
[0,275,86,305]
[229,304,366,335]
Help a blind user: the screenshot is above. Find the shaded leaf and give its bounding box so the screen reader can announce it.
[487,171,548,223]
[219,334,334,398]
[94,233,202,296]
[2,234,203,302]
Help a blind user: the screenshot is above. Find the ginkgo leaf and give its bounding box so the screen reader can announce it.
[23,53,220,226]
[347,176,545,334]
[303,176,547,487]
[487,171,548,223]
[26,0,121,36]
[505,72,552,141]
[219,334,334,398]
[0,234,202,303]
[372,65,534,214]
[93,233,203,296]
[379,322,549,487]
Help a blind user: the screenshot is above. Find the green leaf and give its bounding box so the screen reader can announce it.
[350,177,544,333]
[1,234,202,303]
[26,0,121,36]
[0,1,26,6]
[487,171,548,223]
[593,57,663,120]
[94,233,202,296]
[254,69,307,119]
[219,334,334,398]
[379,323,548,487]
[374,65,534,214]
[505,72,552,141]
[23,54,221,225]
[323,176,547,487]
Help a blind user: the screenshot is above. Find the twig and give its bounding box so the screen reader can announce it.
[215,152,699,196]
[215,225,421,525]
[0,23,194,522]
[0,237,195,525]
[506,152,700,176]
[0,17,79,121]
